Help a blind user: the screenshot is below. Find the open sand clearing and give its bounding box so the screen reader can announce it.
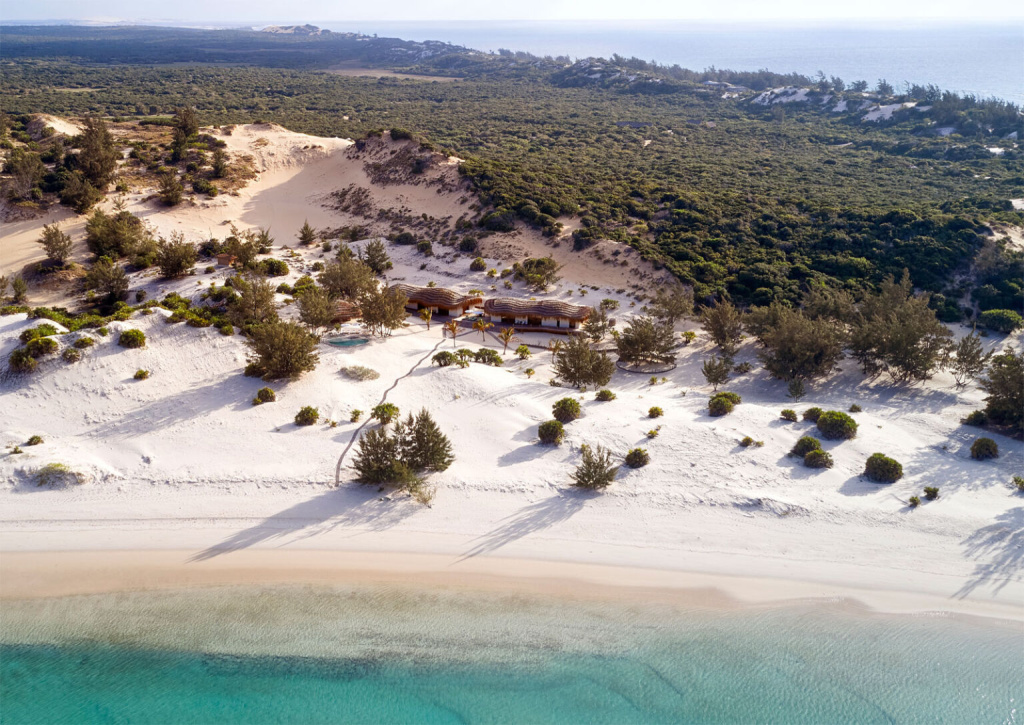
[0,119,1021,616]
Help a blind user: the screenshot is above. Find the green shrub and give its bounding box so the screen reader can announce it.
[708,392,739,417]
[1012,476,1023,492]
[909,496,920,507]
[681,330,697,345]
[538,420,564,445]
[648,406,664,419]
[118,329,146,348]
[816,411,858,440]
[62,347,81,363]
[432,350,457,367]
[470,257,487,271]
[970,437,999,460]
[97,327,109,336]
[133,369,150,380]
[962,410,988,427]
[740,436,764,448]
[803,407,823,422]
[261,258,289,277]
[253,387,276,405]
[350,409,363,423]
[515,344,531,360]
[803,449,834,469]
[646,428,660,438]
[865,453,903,483]
[73,337,95,349]
[295,406,320,426]
[571,444,618,489]
[371,403,400,424]
[219,324,234,336]
[790,436,822,457]
[596,389,616,401]
[924,486,939,500]
[25,337,58,358]
[625,447,650,468]
[553,397,582,423]
[472,348,503,366]
[8,348,37,373]
[978,309,1024,333]
[848,404,862,413]
[780,409,798,422]
[19,324,58,343]
[26,435,43,446]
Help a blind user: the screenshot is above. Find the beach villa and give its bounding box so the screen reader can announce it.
[482,298,593,332]
[391,284,483,317]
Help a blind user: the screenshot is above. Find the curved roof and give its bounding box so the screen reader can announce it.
[391,284,483,309]
[483,298,592,321]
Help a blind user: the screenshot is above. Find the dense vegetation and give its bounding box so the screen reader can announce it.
[2,25,1022,311]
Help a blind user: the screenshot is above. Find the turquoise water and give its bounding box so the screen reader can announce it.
[2,584,1021,724]
[326,338,370,348]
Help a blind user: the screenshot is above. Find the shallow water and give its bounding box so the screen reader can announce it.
[1,584,1021,724]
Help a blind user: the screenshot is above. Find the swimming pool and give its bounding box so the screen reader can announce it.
[326,337,370,348]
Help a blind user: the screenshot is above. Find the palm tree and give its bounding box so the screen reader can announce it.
[547,338,563,363]
[472,319,494,341]
[498,326,518,354]
[443,320,459,348]
[419,308,432,330]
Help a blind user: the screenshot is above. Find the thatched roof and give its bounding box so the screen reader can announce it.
[331,300,361,322]
[390,284,482,309]
[483,298,592,321]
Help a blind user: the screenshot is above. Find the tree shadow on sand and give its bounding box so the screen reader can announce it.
[955,506,1024,598]
[188,487,419,562]
[458,492,591,561]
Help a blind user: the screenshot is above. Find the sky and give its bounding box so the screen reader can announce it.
[3,0,1023,23]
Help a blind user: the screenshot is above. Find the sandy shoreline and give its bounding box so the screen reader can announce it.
[2,549,1022,623]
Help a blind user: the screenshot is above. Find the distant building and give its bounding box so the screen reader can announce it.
[332,300,361,323]
[482,298,592,332]
[390,284,482,317]
[215,253,237,266]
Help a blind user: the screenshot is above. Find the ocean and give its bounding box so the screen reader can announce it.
[323,21,1024,105]
[2,583,1021,724]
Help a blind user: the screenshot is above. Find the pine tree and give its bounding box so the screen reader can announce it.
[948,329,991,388]
[297,220,317,246]
[616,315,676,366]
[555,334,614,388]
[318,255,376,300]
[77,117,119,189]
[582,307,610,342]
[701,301,744,360]
[229,275,279,328]
[244,321,319,380]
[359,239,392,275]
[211,147,229,178]
[571,444,618,489]
[701,355,731,391]
[397,409,455,472]
[38,223,73,266]
[649,287,694,325]
[359,285,407,338]
[297,285,334,337]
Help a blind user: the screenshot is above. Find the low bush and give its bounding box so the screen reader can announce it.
[780,409,798,422]
[515,344,531,360]
[472,348,503,366]
[118,329,146,349]
[682,331,697,345]
[470,257,487,271]
[538,420,564,445]
[133,369,150,380]
[740,436,764,448]
[978,309,1024,334]
[432,351,457,367]
[909,496,920,507]
[8,348,37,373]
[553,397,582,423]
[962,410,988,426]
[803,407,823,422]
[1013,475,1024,492]
[596,389,616,401]
[26,435,43,446]
[73,337,95,349]
[865,453,903,483]
[970,437,999,460]
[648,406,664,419]
[219,324,234,336]
[62,348,81,363]
[34,462,84,488]
[646,428,660,438]
[790,436,822,457]
[295,406,320,426]
[19,324,58,343]
[253,387,276,405]
[350,409,363,423]
[816,411,858,440]
[372,403,400,424]
[625,447,650,468]
[341,365,380,381]
[261,258,289,277]
[803,449,834,469]
[924,486,940,500]
[733,361,752,374]
[708,392,740,417]
[25,337,58,358]
[848,404,862,413]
